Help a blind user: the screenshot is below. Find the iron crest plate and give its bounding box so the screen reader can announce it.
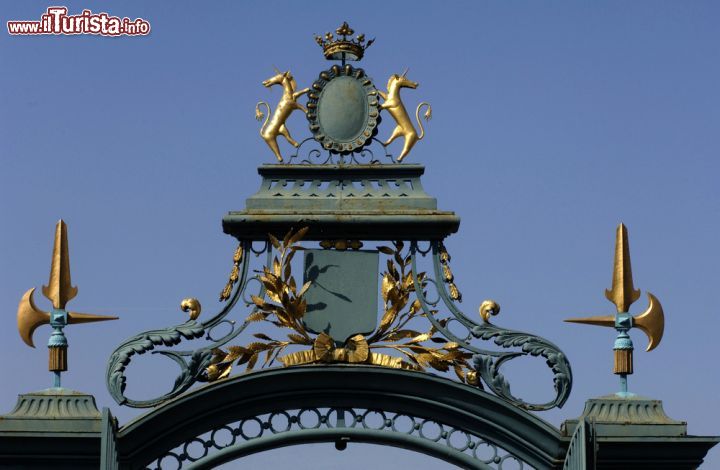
[302,249,379,343]
[307,64,380,153]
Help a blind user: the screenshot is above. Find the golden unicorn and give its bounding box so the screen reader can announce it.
[255,69,309,162]
[378,69,432,162]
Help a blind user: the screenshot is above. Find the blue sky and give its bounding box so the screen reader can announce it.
[2,1,719,468]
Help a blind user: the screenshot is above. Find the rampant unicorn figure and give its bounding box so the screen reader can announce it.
[378,69,432,162]
[255,68,309,162]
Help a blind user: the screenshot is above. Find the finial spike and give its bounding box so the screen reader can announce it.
[564,314,615,328]
[604,223,641,313]
[67,311,119,325]
[42,220,78,310]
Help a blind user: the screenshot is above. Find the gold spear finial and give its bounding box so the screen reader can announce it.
[41,220,78,310]
[604,223,641,313]
[565,223,665,396]
[17,220,118,387]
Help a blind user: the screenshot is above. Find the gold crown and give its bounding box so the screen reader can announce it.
[314,22,374,61]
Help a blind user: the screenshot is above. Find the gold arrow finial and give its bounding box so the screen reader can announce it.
[41,220,78,310]
[604,223,641,313]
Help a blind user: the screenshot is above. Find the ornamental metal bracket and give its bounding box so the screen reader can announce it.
[410,240,572,411]
[107,228,572,411]
[106,239,256,408]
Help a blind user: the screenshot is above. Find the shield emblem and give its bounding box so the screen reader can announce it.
[306,64,380,153]
[303,249,379,344]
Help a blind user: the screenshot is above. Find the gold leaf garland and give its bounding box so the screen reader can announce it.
[219,244,244,301]
[207,234,478,385]
[439,241,462,302]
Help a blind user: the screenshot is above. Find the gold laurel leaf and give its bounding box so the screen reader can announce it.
[409,333,431,344]
[268,234,281,250]
[442,264,453,282]
[384,330,422,341]
[379,305,398,331]
[287,333,311,344]
[233,245,243,263]
[253,333,274,341]
[449,283,462,302]
[245,311,266,323]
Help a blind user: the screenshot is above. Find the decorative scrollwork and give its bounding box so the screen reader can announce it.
[106,320,207,408]
[107,234,571,411]
[472,323,572,411]
[286,137,394,165]
[409,241,573,411]
[106,241,258,408]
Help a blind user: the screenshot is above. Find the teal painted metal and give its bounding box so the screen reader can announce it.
[101,408,119,470]
[106,239,256,408]
[560,395,720,469]
[285,136,394,164]
[115,367,566,469]
[613,312,634,396]
[303,249,379,343]
[107,236,573,412]
[48,308,69,387]
[186,429,496,470]
[245,165,437,210]
[562,419,593,470]
[562,395,690,438]
[223,164,460,240]
[0,388,104,468]
[99,161,713,469]
[307,65,380,153]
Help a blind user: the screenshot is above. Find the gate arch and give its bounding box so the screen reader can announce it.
[117,366,567,469]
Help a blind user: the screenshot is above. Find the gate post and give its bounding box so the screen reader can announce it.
[562,395,719,469]
[101,407,120,470]
[0,388,104,468]
[563,418,594,470]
